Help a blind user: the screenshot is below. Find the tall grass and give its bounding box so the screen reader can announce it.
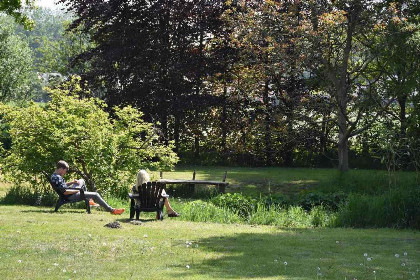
[336,187,420,229]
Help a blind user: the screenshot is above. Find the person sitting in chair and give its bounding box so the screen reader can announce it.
[134,169,179,217]
[51,160,125,215]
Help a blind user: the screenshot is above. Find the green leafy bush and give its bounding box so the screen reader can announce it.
[336,187,420,229]
[211,193,257,218]
[0,77,178,198]
[180,200,242,224]
[2,186,57,206]
[296,191,347,211]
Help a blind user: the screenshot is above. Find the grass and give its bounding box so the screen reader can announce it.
[0,205,419,280]
[154,166,418,196]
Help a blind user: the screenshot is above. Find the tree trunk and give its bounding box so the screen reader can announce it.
[398,94,407,139]
[174,114,180,153]
[320,111,329,154]
[221,83,228,153]
[263,80,272,166]
[338,137,349,171]
[283,114,294,167]
[338,101,349,171]
[194,133,200,158]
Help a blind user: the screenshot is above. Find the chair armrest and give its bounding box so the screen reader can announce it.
[66,187,83,190]
[129,193,139,199]
[161,194,169,198]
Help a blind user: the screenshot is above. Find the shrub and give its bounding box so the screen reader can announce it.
[0,77,178,198]
[296,191,347,211]
[2,186,57,206]
[180,200,242,224]
[336,187,420,229]
[211,193,257,218]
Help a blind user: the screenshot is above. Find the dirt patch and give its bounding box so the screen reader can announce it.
[104,221,121,229]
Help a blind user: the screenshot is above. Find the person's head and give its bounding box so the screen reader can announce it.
[136,169,150,187]
[55,160,69,176]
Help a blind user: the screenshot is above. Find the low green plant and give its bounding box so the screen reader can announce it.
[180,200,242,224]
[211,193,257,218]
[1,186,57,206]
[336,187,420,229]
[296,191,347,211]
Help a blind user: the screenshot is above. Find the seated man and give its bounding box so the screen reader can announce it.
[51,160,124,215]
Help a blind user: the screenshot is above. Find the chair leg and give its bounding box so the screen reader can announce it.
[135,207,140,220]
[158,210,164,221]
[55,199,64,212]
[130,199,135,219]
[85,199,91,214]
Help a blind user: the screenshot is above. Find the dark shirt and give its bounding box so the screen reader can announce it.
[50,173,68,196]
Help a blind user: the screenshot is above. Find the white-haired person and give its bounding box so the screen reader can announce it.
[134,169,179,217]
[51,160,125,215]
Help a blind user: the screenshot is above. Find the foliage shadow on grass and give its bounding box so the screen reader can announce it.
[20,209,88,214]
[116,218,159,224]
[169,230,399,280]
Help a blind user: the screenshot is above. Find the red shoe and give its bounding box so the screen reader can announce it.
[89,199,99,207]
[111,208,125,215]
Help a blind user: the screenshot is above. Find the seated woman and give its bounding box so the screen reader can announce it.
[134,169,179,217]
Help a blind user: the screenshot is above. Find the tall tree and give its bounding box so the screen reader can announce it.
[0,15,35,101]
[0,0,35,29]
[306,0,400,171]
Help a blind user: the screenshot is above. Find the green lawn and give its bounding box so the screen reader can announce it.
[0,168,419,279]
[152,166,418,195]
[0,205,419,280]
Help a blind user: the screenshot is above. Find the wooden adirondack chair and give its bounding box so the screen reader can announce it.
[129,181,169,220]
[42,171,91,213]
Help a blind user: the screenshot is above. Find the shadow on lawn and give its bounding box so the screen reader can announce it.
[20,209,88,214]
[169,230,318,279]
[168,229,371,279]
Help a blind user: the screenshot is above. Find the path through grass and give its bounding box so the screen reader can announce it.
[0,205,419,280]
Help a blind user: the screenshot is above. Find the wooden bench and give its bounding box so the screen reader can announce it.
[42,171,91,213]
[158,170,229,193]
[129,181,169,220]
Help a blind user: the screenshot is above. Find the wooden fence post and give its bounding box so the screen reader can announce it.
[190,170,196,194]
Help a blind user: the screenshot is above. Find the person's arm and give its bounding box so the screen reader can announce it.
[51,174,80,195]
[66,180,78,186]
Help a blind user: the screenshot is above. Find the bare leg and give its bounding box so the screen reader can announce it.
[164,198,176,214]
[161,189,177,214]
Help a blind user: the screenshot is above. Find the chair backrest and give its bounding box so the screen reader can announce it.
[42,171,65,198]
[137,181,165,208]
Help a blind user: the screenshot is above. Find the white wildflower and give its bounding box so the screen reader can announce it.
[395,254,400,258]
[143,234,148,238]
[403,252,407,256]
[54,263,59,266]
[18,260,22,263]
[363,253,368,257]
[186,265,190,269]
[284,262,287,265]
[367,257,372,261]
[274,259,278,262]
[401,263,406,267]
[63,269,67,273]
[336,241,339,244]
